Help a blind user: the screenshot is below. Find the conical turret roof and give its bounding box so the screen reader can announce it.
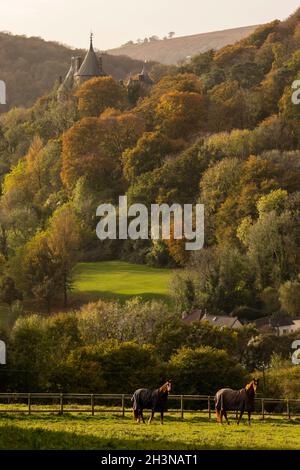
[76,34,104,77]
[139,61,153,84]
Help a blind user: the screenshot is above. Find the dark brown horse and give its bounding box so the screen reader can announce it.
[215,378,259,425]
[131,380,172,424]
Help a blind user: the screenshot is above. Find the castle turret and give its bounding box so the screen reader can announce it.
[138,61,153,85]
[74,33,106,86]
[57,34,106,100]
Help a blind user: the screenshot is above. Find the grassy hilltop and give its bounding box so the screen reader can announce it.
[108,25,257,64]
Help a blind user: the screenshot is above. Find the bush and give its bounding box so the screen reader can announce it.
[168,346,248,395]
[261,365,300,400]
[65,341,165,393]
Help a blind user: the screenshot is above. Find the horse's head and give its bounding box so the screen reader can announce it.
[166,380,172,393]
[252,378,259,393]
[245,378,259,396]
[160,380,172,394]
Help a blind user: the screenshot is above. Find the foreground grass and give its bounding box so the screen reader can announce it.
[73,261,173,303]
[0,413,299,450]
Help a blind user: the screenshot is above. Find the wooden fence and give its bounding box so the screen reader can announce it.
[0,393,300,420]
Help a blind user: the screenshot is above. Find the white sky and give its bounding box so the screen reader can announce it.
[0,0,300,50]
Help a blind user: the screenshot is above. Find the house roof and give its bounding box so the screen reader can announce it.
[182,310,241,328]
[182,309,203,324]
[201,313,240,328]
[255,316,294,329]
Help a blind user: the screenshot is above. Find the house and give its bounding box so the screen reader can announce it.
[255,316,300,336]
[277,319,300,336]
[182,309,243,329]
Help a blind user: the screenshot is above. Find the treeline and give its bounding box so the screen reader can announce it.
[0,299,298,397]
[0,10,300,318]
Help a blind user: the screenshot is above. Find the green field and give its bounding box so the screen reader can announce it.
[73,261,173,303]
[0,414,299,450]
[0,261,172,327]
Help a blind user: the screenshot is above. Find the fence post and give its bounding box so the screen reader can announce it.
[261,398,265,420]
[180,395,184,420]
[122,394,125,417]
[91,394,94,416]
[208,396,211,421]
[287,399,291,420]
[28,393,31,415]
[60,393,64,415]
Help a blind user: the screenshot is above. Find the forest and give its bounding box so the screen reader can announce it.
[0,9,300,394]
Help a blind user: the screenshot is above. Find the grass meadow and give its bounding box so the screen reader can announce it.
[0,261,173,327]
[72,261,173,303]
[0,413,299,450]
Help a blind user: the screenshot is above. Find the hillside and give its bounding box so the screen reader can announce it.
[108,25,258,64]
[0,7,300,319]
[0,32,150,108]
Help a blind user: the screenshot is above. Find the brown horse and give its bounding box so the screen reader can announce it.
[131,380,172,424]
[215,378,259,425]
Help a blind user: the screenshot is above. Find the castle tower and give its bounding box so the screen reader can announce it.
[74,33,106,86]
[138,61,153,85]
[57,34,106,99]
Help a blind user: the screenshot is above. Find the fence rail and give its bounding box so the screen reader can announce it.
[0,393,300,419]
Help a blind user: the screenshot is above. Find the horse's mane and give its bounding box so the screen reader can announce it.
[158,381,171,394]
[245,380,257,399]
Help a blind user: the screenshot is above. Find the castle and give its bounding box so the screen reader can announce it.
[58,34,153,102]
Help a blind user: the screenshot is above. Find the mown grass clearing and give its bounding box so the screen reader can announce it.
[0,413,299,450]
[72,261,173,303]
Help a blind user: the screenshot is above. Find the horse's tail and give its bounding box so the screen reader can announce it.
[214,391,222,411]
[131,391,138,411]
[132,391,141,421]
[215,409,221,423]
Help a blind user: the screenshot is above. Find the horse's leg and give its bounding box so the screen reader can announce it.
[141,410,145,424]
[248,411,251,426]
[223,411,230,425]
[160,411,164,425]
[237,409,244,425]
[148,410,154,424]
[220,410,223,424]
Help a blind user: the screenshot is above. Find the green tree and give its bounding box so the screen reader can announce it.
[47,204,81,307]
[155,91,207,138]
[279,280,300,317]
[0,276,22,308]
[169,346,248,395]
[76,76,127,117]
[123,131,183,181]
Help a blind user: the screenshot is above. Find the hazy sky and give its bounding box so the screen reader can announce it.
[1,0,300,50]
